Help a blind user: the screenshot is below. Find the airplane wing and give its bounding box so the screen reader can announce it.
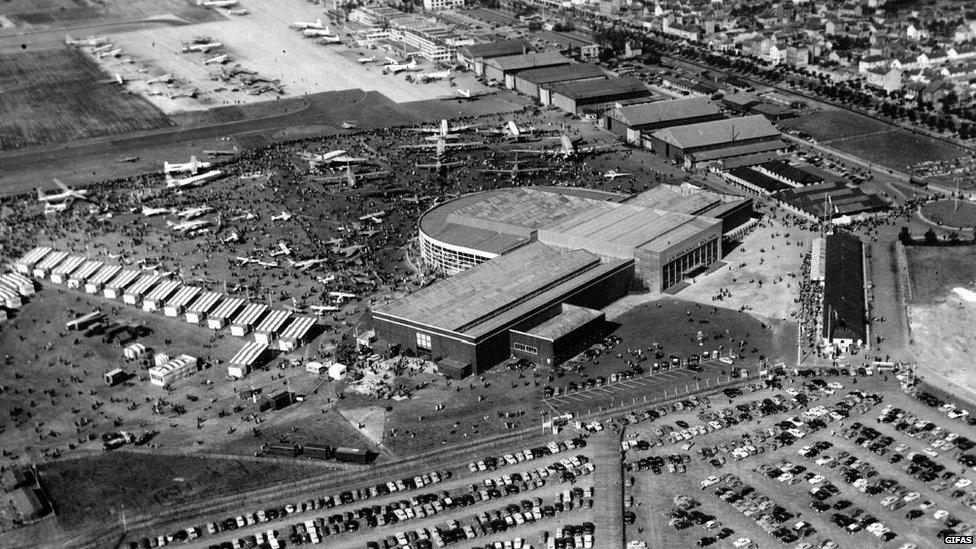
[53,178,70,192]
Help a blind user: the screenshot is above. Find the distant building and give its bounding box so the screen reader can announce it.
[754,160,824,187]
[605,97,724,145]
[457,38,533,69]
[647,115,785,167]
[513,63,607,99]
[423,0,464,10]
[481,51,571,86]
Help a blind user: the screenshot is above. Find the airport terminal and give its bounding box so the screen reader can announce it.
[378,184,753,372]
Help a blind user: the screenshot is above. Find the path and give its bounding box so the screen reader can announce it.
[591,430,624,549]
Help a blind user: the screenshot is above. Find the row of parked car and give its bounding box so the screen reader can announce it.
[911,390,976,426]
[467,438,585,475]
[710,474,812,545]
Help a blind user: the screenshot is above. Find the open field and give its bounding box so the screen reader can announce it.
[92,0,497,114]
[832,129,969,173]
[0,45,172,149]
[38,453,332,528]
[905,245,976,397]
[920,199,976,229]
[781,109,890,141]
[0,0,222,30]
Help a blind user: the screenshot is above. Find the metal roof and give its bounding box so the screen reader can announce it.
[229,341,267,366]
[518,305,602,341]
[821,231,866,342]
[187,291,222,314]
[484,51,570,72]
[167,286,201,308]
[624,185,723,215]
[16,246,52,267]
[374,242,603,336]
[143,279,179,301]
[69,260,103,281]
[515,63,606,85]
[280,316,316,340]
[611,97,720,127]
[35,250,69,271]
[255,310,292,334]
[546,76,649,101]
[651,115,780,150]
[51,255,85,276]
[105,269,140,289]
[460,38,532,59]
[124,274,160,296]
[233,303,268,326]
[211,297,245,319]
[87,264,121,285]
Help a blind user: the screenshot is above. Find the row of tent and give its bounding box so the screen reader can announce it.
[12,247,318,354]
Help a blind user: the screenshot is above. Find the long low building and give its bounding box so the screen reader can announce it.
[481,51,571,86]
[254,310,292,345]
[49,255,85,284]
[208,297,245,330]
[186,291,222,324]
[373,242,633,374]
[648,115,785,167]
[67,260,103,290]
[142,279,180,312]
[542,76,652,114]
[278,316,317,352]
[605,97,724,145]
[85,264,121,294]
[103,269,139,299]
[14,247,52,275]
[821,231,866,351]
[512,63,607,99]
[32,250,68,279]
[231,303,268,337]
[164,286,201,317]
[228,341,267,379]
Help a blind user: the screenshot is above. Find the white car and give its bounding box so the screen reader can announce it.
[954,478,972,488]
[827,382,843,390]
[934,509,950,520]
[700,476,720,489]
[733,538,753,548]
[808,474,825,484]
[903,492,921,502]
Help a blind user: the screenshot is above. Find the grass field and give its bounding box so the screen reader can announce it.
[0,47,171,149]
[781,109,890,141]
[832,130,968,172]
[38,453,330,527]
[905,245,976,304]
[920,199,976,228]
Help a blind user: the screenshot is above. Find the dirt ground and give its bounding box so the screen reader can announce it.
[89,0,495,113]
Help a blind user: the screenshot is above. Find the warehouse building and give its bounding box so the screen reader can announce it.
[231,303,268,337]
[605,97,723,145]
[0,272,34,297]
[49,255,85,284]
[32,250,68,279]
[542,76,652,114]
[164,286,201,318]
[103,269,139,299]
[142,280,179,312]
[821,231,866,351]
[512,63,607,99]
[122,274,160,306]
[185,291,222,324]
[481,51,571,86]
[373,242,634,373]
[648,115,785,167]
[278,316,317,352]
[457,38,532,68]
[754,160,823,188]
[228,341,267,379]
[254,310,292,346]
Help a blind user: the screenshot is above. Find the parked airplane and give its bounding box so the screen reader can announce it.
[358,210,386,221]
[290,18,324,30]
[182,42,222,53]
[141,206,170,216]
[270,242,292,257]
[97,48,123,59]
[196,0,238,7]
[175,206,213,219]
[357,55,376,63]
[91,43,114,54]
[271,211,292,222]
[408,119,479,138]
[169,88,198,99]
[222,231,241,243]
[341,120,358,129]
[165,169,223,189]
[168,218,211,233]
[65,34,110,47]
[303,150,369,168]
[101,73,125,85]
[451,88,495,101]
[420,70,451,81]
[288,258,329,270]
[316,35,343,45]
[513,135,616,159]
[310,305,340,314]
[164,155,212,175]
[384,60,419,74]
[303,27,335,37]
[204,54,229,65]
[317,164,389,187]
[146,73,173,84]
[400,136,483,151]
[37,179,91,205]
[329,291,358,300]
[603,169,632,180]
[479,153,548,181]
[228,8,248,15]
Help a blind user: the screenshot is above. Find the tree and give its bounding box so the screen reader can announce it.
[924,228,939,245]
[898,226,912,244]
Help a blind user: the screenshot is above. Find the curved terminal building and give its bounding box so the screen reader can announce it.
[378,184,751,374]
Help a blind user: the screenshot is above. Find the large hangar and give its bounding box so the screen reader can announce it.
[384,185,744,372]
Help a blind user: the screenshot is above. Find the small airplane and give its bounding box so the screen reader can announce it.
[196,0,238,7]
[479,120,538,141]
[479,153,548,181]
[358,210,386,221]
[229,211,257,221]
[340,120,358,129]
[384,60,419,74]
[141,206,170,217]
[37,179,91,205]
[235,256,259,265]
[290,18,324,30]
[91,43,114,54]
[65,34,110,47]
[415,155,464,172]
[335,244,364,258]
[168,218,211,233]
[165,169,223,189]
[175,206,213,219]
[117,155,139,163]
[450,88,496,102]
[357,55,376,63]
[222,231,241,243]
[288,258,329,270]
[256,260,278,268]
[271,211,292,222]
[169,88,198,99]
[97,48,123,59]
[329,291,358,300]
[603,169,632,180]
[182,42,222,53]
[317,274,337,284]
[164,155,212,175]
[302,150,369,168]
[408,119,479,139]
[316,35,343,45]
[303,27,335,37]
[146,73,173,85]
[204,54,229,65]
[316,164,389,187]
[310,304,340,314]
[270,242,292,257]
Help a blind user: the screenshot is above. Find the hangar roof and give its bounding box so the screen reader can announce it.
[611,96,721,127]
[546,76,649,101]
[515,63,606,85]
[651,115,780,150]
[519,304,603,341]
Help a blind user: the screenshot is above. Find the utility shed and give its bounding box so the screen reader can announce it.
[513,63,607,99]
[543,76,651,113]
[277,316,316,351]
[509,304,605,367]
